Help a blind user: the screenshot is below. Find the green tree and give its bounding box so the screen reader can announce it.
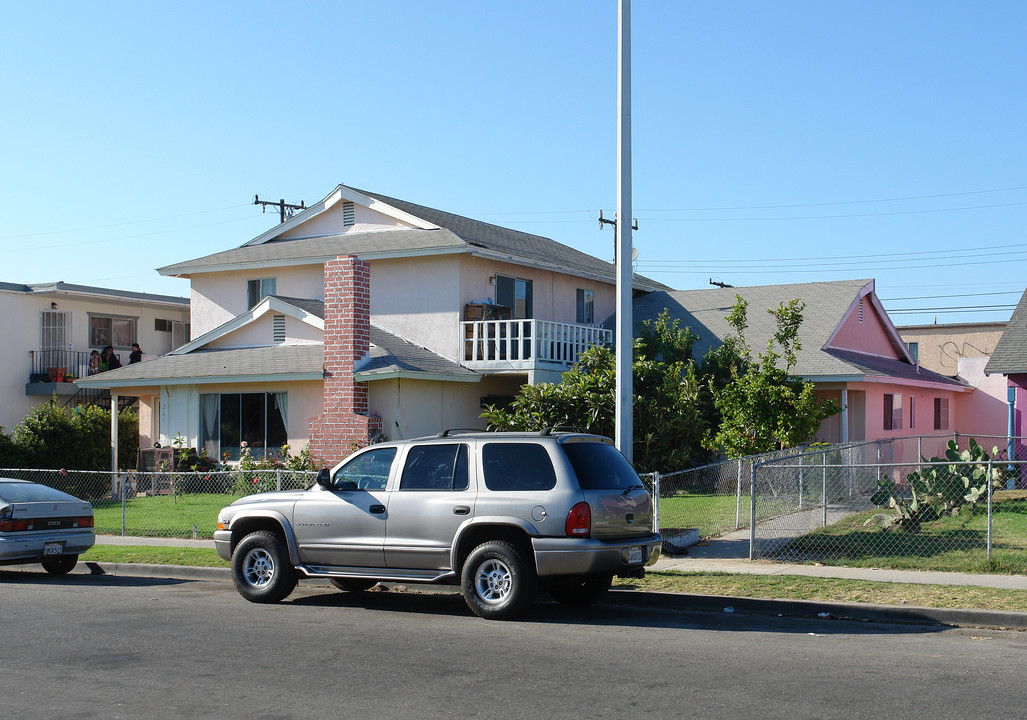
[482,311,716,472]
[708,296,840,457]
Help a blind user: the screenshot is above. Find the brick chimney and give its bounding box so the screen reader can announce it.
[308,255,382,466]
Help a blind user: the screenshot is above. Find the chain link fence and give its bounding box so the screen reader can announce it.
[0,468,318,539]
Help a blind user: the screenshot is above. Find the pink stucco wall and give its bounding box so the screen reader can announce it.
[828,300,902,358]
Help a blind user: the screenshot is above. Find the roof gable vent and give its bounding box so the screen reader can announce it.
[858,298,864,323]
[342,201,356,227]
[273,315,286,343]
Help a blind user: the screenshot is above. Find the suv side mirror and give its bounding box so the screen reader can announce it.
[316,468,332,489]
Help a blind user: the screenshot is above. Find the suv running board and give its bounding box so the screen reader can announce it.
[298,564,457,584]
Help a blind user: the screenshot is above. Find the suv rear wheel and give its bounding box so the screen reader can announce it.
[232,530,297,604]
[548,573,613,606]
[461,541,536,620]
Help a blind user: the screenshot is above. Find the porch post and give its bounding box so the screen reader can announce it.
[1007,385,1016,489]
[110,393,119,496]
[841,388,849,444]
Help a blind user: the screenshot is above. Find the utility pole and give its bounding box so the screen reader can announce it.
[615,0,633,463]
[254,194,306,224]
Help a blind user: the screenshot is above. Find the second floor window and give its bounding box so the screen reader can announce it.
[89,314,136,349]
[496,275,532,319]
[40,310,71,350]
[576,289,595,324]
[247,278,276,309]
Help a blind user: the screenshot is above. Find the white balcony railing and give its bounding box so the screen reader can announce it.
[461,320,612,370]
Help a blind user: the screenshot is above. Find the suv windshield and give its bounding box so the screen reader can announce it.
[561,442,642,490]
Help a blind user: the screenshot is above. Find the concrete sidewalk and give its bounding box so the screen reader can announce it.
[95,533,1027,590]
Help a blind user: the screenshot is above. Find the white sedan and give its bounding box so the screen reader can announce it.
[0,479,95,574]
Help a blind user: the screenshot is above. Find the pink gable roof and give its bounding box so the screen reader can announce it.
[824,283,911,362]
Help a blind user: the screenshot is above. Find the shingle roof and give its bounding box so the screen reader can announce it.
[360,325,478,380]
[76,344,325,387]
[158,185,668,291]
[626,279,964,388]
[0,280,187,307]
[984,287,1027,375]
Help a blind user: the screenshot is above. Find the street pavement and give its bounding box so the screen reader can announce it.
[84,532,1027,630]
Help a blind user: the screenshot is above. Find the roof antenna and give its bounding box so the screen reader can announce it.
[709,278,733,288]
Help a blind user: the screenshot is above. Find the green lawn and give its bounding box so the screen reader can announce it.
[657,493,749,537]
[785,491,1027,574]
[92,493,238,538]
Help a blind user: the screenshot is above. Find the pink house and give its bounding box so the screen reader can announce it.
[631,279,975,451]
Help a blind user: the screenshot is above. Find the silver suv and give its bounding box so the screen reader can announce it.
[214,430,661,620]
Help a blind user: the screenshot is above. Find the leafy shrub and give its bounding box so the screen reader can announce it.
[8,401,138,471]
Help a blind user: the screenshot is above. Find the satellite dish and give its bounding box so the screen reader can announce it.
[631,248,639,261]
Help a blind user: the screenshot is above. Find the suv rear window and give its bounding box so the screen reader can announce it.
[561,442,642,490]
[482,443,556,491]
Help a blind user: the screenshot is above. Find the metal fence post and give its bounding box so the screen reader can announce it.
[749,462,758,561]
[652,472,661,533]
[798,461,804,510]
[276,469,282,492]
[987,459,994,562]
[121,481,126,537]
[822,460,828,528]
[735,459,743,530]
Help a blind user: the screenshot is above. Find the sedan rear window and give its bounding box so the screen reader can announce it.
[0,482,77,503]
[561,442,642,490]
[482,444,556,491]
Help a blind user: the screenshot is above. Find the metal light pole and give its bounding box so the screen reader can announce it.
[615,0,633,463]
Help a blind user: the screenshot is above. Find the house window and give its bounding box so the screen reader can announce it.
[496,275,532,319]
[906,342,919,363]
[883,393,902,431]
[89,314,137,349]
[40,310,71,350]
[909,396,916,430]
[247,278,276,309]
[199,392,288,462]
[576,289,595,324]
[934,398,950,430]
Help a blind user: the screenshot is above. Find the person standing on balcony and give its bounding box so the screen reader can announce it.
[87,350,100,375]
[129,343,143,364]
[101,346,122,372]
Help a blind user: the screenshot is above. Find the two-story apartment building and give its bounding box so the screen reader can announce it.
[78,184,666,465]
[0,281,189,432]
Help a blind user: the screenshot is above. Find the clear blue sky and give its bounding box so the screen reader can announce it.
[3,1,1025,326]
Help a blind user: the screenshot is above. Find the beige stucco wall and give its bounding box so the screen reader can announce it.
[189,265,324,337]
[278,198,409,239]
[368,375,525,441]
[205,313,321,349]
[0,287,188,431]
[897,323,1005,377]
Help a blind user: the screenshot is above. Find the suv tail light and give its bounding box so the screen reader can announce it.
[565,502,591,537]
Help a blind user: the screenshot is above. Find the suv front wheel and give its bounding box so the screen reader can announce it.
[461,541,536,620]
[232,530,297,604]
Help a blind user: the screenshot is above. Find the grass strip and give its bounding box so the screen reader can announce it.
[615,571,1027,612]
[82,545,229,568]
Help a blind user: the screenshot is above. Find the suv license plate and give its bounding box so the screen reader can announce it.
[628,546,643,564]
[43,542,64,556]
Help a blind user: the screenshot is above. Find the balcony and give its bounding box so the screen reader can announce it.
[461,320,612,372]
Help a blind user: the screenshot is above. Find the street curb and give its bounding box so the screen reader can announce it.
[71,562,1027,631]
[605,589,1027,631]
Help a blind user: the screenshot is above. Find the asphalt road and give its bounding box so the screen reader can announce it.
[3,570,1026,720]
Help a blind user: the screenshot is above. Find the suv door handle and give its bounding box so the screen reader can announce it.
[370,504,386,514]
[453,505,470,515]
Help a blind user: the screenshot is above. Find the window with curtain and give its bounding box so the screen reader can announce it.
[247,278,276,309]
[200,392,288,461]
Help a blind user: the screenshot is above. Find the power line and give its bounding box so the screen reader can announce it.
[0,203,254,240]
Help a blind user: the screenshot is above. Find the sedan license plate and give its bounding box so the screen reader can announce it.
[628,546,643,564]
[43,542,64,557]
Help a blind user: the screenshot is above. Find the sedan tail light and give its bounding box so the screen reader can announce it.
[565,502,591,537]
